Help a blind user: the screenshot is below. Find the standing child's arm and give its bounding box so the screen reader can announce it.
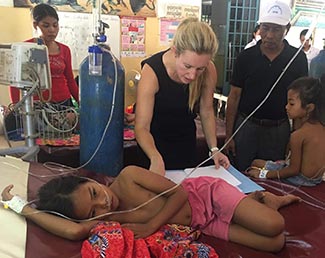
[248,130,303,179]
[265,130,303,179]
[1,184,97,240]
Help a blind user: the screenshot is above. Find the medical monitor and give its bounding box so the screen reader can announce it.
[0,42,51,90]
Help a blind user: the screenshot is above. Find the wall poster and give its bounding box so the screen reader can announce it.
[121,16,145,57]
[13,0,157,17]
[159,18,180,46]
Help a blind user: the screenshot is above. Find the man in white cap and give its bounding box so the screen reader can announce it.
[225,0,308,171]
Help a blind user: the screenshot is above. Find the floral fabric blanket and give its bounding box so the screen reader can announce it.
[81,222,218,258]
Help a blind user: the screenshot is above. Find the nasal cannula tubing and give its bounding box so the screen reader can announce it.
[9,5,325,220]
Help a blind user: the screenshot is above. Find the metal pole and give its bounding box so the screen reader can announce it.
[21,89,36,147]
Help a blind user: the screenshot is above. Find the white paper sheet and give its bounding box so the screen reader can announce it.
[166,165,241,186]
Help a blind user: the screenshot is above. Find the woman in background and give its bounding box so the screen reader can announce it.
[9,3,79,107]
[135,17,229,175]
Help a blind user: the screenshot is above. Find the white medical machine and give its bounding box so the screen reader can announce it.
[0,42,51,159]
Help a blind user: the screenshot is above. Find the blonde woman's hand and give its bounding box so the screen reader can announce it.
[149,154,166,176]
[212,151,230,169]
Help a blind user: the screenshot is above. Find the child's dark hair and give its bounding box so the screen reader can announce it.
[37,176,88,219]
[288,76,325,125]
[32,3,59,23]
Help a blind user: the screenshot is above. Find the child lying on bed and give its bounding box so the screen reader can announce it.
[1,165,300,252]
[247,76,325,186]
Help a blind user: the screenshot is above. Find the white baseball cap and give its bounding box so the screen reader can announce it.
[258,0,292,26]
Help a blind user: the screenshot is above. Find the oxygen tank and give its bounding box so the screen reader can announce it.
[79,44,125,176]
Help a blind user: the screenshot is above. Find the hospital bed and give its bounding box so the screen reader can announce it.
[1,156,325,258]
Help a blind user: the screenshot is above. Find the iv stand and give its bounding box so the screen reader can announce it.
[0,85,39,161]
[21,88,37,148]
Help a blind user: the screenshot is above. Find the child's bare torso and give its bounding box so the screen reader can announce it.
[106,176,192,226]
[299,122,325,178]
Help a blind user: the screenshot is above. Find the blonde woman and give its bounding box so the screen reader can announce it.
[135,17,229,175]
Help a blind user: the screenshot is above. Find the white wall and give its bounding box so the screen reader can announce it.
[0,87,11,106]
[0,6,32,106]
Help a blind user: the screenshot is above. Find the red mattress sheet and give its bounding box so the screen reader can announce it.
[26,162,325,258]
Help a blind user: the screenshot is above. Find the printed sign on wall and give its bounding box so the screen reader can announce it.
[13,0,157,17]
[121,16,146,57]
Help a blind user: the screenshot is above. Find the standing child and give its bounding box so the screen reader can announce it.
[248,76,325,186]
[2,165,300,252]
